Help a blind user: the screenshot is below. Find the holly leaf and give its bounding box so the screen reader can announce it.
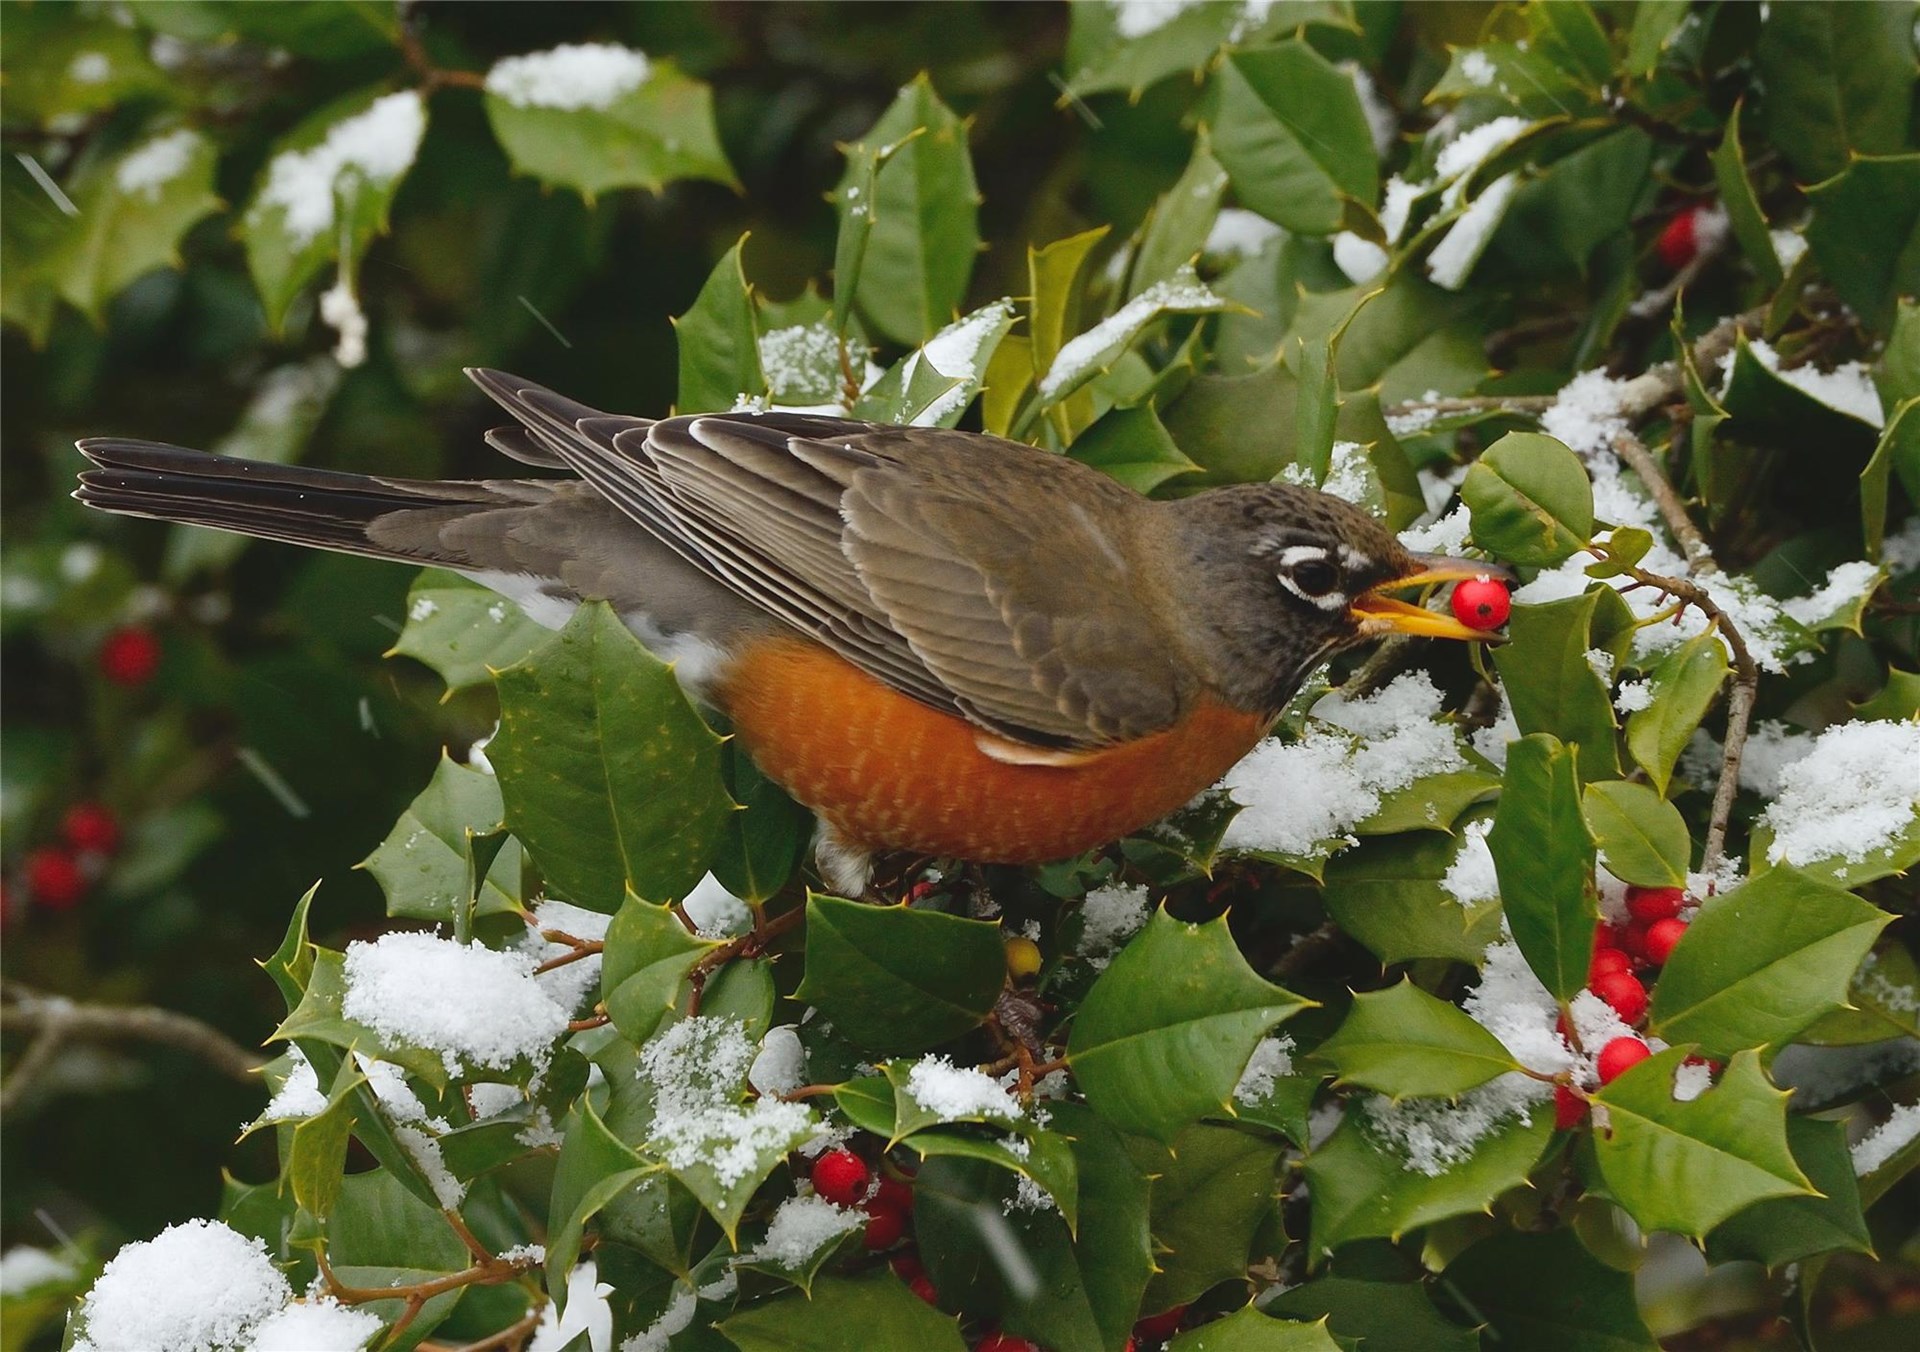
[1131,133,1228,299]
[546,1098,652,1299]
[1067,405,1204,497]
[1068,909,1311,1141]
[1462,433,1595,567]
[1168,1309,1343,1352]
[1036,265,1229,410]
[1625,632,1728,795]
[1320,830,1504,966]
[47,128,221,322]
[1707,1117,1873,1270]
[1647,867,1892,1057]
[1710,102,1783,288]
[834,74,979,346]
[1142,1124,1283,1310]
[719,1271,968,1352]
[490,602,733,911]
[600,893,715,1045]
[1439,1228,1656,1352]
[1265,1276,1479,1352]
[272,947,450,1089]
[1492,589,1631,779]
[1756,2,1914,184]
[1315,979,1520,1100]
[675,239,765,415]
[389,570,549,694]
[1582,781,1691,889]
[1487,735,1595,1001]
[1304,1107,1553,1254]
[1591,1049,1814,1239]
[903,1127,1081,1235]
[360,753,522,923]
[795,894,1006,1055]
[1208,42,1379,236]
[484,56,733,200]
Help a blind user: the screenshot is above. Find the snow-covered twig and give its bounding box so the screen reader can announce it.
[1610,429,1716,572]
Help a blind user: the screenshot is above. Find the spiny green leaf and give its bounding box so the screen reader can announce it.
[1315,979,1520,1100]
[1487,735,1595,1001]
[1208,42,1379,236]
[796,894,1006,1055]
[360,753,522,923]
[1142,1124,1283,1310]
[675,239,765,415]
[1439,1228,1656,1352]
[1169,1308,1342,1352]
[1582,781,1691,889]
[1707,1116,1873,1270]
[720,1270,968,1352]
[1625,633,1728,796]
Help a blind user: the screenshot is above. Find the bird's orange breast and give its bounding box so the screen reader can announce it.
[714,637,1269,865]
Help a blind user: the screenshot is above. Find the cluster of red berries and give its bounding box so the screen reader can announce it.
[817,1143,1186,1351]
[98,625,162,686]
[1553,885,1697,1129]
[1450,576,1512,632]
[18,803,122,914]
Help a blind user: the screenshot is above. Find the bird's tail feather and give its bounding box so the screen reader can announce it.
[73,438,511,568]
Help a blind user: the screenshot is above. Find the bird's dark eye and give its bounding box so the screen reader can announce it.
[1290,559,1340,597]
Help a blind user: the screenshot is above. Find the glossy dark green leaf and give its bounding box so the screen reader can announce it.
[1304,1108,1553,1254]
[491,602,732,911]
[1462,433,1595,567]
[1625,633,1728,796]
[1582,781,1691,889]
[326,1169,469,1349]
[1068,405,1203,496]
[675,240,765,415]
[389,570,547,694]
[46,128,221,322]
[360,753,521,923]
[1592,1049,1813,1239]
[1265,1276,1479,1352]
[720,1270,967,1352]
[1648,867,1892,1056]
[1720,333,1884,447]
[1493,589,1631,780]
[902,1128,1081,1235]
[286,1059,362,1221]
[836,75,980,346]
[1440,1228,1656,1352]
[1321,830,1504,965]
[546,1098,651,1298]
[795,894,1005,1054]
[1293,335,1338,485]
[1132,133,1228,299]
[1068,909,1311,1141]
[1488,735,1595,1001]
[1209,43,1379,236]
[1062,0,1264,99]
[1316,979,1519,1100]
[1707,1117,1873,1270]
[1756,2,1914,183]
[711,741,808,903]
[485,59,734,199]
[1168,1308,1342,1352]
[1036,265,1227,412]
[1862,400,1920,559]
[1143,1123,1283,1309]
[601,894,715,1044]
[1805,154,1920,334]
[1710,102,1782,288]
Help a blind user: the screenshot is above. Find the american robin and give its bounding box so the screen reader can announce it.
[75,369,1497,892]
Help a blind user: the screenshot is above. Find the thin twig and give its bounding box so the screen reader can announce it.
[1610,431,1716,572]
[424,1305,544,1352]
[533,935,603,975]
[686,905,805,1015]
[0,984,264,1114]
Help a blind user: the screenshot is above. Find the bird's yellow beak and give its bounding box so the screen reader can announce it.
[1348,553,1512,641]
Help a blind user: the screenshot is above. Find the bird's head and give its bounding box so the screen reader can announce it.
[1167,481,1507,715]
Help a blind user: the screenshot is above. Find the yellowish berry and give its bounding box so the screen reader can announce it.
[1004,935,1042,979]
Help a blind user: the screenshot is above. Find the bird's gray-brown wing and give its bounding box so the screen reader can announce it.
[468,370,1196,749]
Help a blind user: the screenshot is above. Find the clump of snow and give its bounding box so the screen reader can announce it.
[1463,936,1573,1077]
[1234,1035,1295,1104]
[1883,515,1920,574]
[73,1220,291,1352]
[1204,208,1282,262]
[1739,339,1884,428]
[1279,441,1380,515]
[1379,175,1423,244]
[1781,560,1882,629]
[1540,368,1632,456]
[248,1298,382,1352]
[516,898,613,1011]
[318,275,367,369]
[529,1260,614,1352]
[1671,1060,1713,1103]
[1770,228,1807,270]
[1614,679,1653,714]
[1343,63,1397,156]
[341,930,571,1075]
[922,300,1013,382]
[748,1026,808,1097]
[1426,172,1517,290]
[904,1055,1025,1121]
[1331,231,1389,284]
[1221,674,1467,857]
[1852,1103,1920,1176]
[1037,268,1226,400]
[69,51,111,83]
[486,43,651,111]
[1760,720,1920,869]
[356,1056,465,1208]
[1585,648,1615,683]
[1441,818,1499,906]
[681,872,751,938]
[1459,49,1497,86]
[250,1045,327,1128]
[1109,0,1203,38]
[623,1281,697,1352]
[758,323,848,405]
[637,1016,815,1191]
[1076,883,1151,968]
[252,91,426,248]
[0,1246,75,1295]
[115,129,200,198]
[748,1195,864,1268]
[1361,1076,1550,1176]
[1400,505,1472,556]
[1433,116,1531,201]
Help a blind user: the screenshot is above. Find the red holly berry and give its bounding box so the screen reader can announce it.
[1450,576,1511,631]
[810,1149,869,1207]
[1554,1084,1589,1130]
[98,626,161,686]
[62,802,121,855]
[1135,1305,1189,1339]
[1618,920,1651,964]
[873,1175,914,1215]
[25,847,85,910]
[1625,885,1685,923]
[1596,921,1630,951]
[1592,969,1648,1023]
[975,1334,1040,1352]
[1642,916,1687,966]
[1589,947,1632,981]
[909,1273,939,1305]
[890,1251,924,1281]
[862,1201,907,1250]
[1596,1037,1651,1084]
[1656,208,1700,270]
